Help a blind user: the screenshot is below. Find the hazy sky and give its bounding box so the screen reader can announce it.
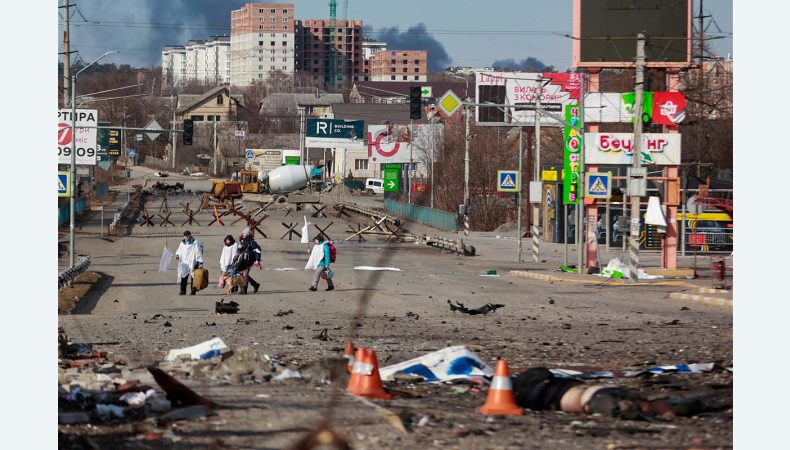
[59,0,733,70]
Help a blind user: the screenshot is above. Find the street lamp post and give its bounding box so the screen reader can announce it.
[69,51,117,267]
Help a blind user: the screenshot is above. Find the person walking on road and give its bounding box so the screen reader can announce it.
[306,237,334,292]
[175,230,203,295]
[235,227,261,294]
[219,234,238,289]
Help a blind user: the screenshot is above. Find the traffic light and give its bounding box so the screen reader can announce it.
[409,86,421,120]
[183,119,193,145]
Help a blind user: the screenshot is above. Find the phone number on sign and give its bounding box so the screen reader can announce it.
[58,147,96,158]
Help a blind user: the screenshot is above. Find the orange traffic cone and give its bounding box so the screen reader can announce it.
[342,341,355,374]
[347,348,392,400]
[479,359,524,415]
[346,347,366,395]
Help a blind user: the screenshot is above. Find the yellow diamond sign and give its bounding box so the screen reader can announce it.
[438,90,462,117]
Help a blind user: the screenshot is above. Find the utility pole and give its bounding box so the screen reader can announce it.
[532,77,542,263]
[299,109,306,165]
[213,118,218,175]
[61,0,71,107]
[171,93,177,169]
[577,72,586,274]
[408,119,413,204]
[516,126,523,262]
[123,109,129,204]
[628,33,647,281]
[463,104,471,230]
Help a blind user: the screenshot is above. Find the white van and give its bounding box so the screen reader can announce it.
[364,178,384,194]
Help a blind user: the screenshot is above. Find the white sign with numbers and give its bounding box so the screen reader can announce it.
[58,109,98,165]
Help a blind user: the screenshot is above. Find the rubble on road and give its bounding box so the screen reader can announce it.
[447,300,505,315]
[215,299,240,314]
[165,337,231,362]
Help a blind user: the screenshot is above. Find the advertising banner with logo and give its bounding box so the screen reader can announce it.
[475,72,582,126]
[58,109,98,165]
[563,104,582,204]
[584,133,681,165]
[246,149,295,171]
[367,123,442,164]
[305,118,365,148]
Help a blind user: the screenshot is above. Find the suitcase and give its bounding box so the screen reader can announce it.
[192,267,209,290]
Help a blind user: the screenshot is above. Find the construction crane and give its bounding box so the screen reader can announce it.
[328,0,348,88]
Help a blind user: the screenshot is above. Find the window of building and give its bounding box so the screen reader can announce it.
[283,33,288,37]
[282,17,288,22]
[282,25,287,30]
[259,25,263,30]
[271,57,275,61]
[314,68,319,73]
[283,9,288,13]
[403,76,408,80]
[271,33,275,37]
[270,8,275,13]
[270,41,275,46]
[191,115,204,122]
[403,67,408,72]
[271,49,275,54]
[414,67,420,72]
[259,74,263,79]
[391,75,396,80]
[259,41,263,46]
[390,59,395,64]
[270,25,276,30]
[282,41,287,46]
[282,65,287,70]
[414,60,420,64]
[390,68,395,72]
[355,159,368,170]
[282,57,287,61]
[259,8,264,13]
[414,76,420,80]
[259,65,263,70]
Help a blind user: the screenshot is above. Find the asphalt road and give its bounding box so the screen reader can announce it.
[58,187,733,449]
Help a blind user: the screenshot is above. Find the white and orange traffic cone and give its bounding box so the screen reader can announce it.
[346,348,391,400]
[479,359,524,415]
[342,341,355,374]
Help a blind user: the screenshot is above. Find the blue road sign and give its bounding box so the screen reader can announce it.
[246,149,255,160]
[497,170,520,193]
[585,172,612,199]
[58,171,70,197]
[127,148,137,158]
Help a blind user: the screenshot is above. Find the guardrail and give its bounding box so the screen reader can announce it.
[58,256,91,290]
[384,199,459,232]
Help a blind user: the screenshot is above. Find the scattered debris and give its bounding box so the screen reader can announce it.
[312,328,329,341]
[447,300,505,315]
[158,405,213,423]
[165,337,231,362]
[379,346,493,382]
[215,299,239,314]
[204,322,217,326]
[283,325,294,330]
[236,318,258,324]
[353,266,402,271]
[275,309,294,317]
[147,366,215,408]
[273,369,302,381]
[405,311,420,320]
[550,362,718,379]
[163,321,172,327]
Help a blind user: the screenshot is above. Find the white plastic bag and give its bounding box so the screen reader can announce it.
[159,247,173,272]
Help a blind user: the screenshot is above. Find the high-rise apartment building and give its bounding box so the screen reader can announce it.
[230,2,296,85]
[369,50,428,82]
[162,36,230,87]
[162,45,187,86]
[296,19,363,86]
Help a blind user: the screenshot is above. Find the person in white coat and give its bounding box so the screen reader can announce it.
[175,230,203,295]
[218,234,238,291]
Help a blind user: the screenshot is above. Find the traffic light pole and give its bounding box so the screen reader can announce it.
[629,33,646,281]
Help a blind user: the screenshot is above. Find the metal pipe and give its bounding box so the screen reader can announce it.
[517,126,523,262]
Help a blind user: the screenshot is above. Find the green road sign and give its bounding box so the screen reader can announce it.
[384,168,400,192]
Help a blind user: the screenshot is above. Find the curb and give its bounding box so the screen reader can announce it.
[508,270,559,282]
[695,287,732,294]
[669,292,732,307]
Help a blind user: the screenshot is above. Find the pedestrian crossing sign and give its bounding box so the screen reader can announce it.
[58,171,70,197]
[497,170,520,193]
[585,172,611,199]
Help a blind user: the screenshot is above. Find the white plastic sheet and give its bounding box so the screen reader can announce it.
[353,266,401,271]
[379,346,493,382]
[159,246,173,272]
[165,337,230,362]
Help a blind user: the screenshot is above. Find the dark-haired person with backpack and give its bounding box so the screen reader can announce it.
[234,227,261,294]
[307,237,335,291]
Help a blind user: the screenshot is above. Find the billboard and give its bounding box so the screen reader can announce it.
[246,149,297,172]
[583,92,686,124]
[58,109,98,165]
[572,0,692,68]
[367,123,443,164]
[475,72,581,126]
[305,118,365,148]
[563,105,582,204]
[584,133,681,165]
